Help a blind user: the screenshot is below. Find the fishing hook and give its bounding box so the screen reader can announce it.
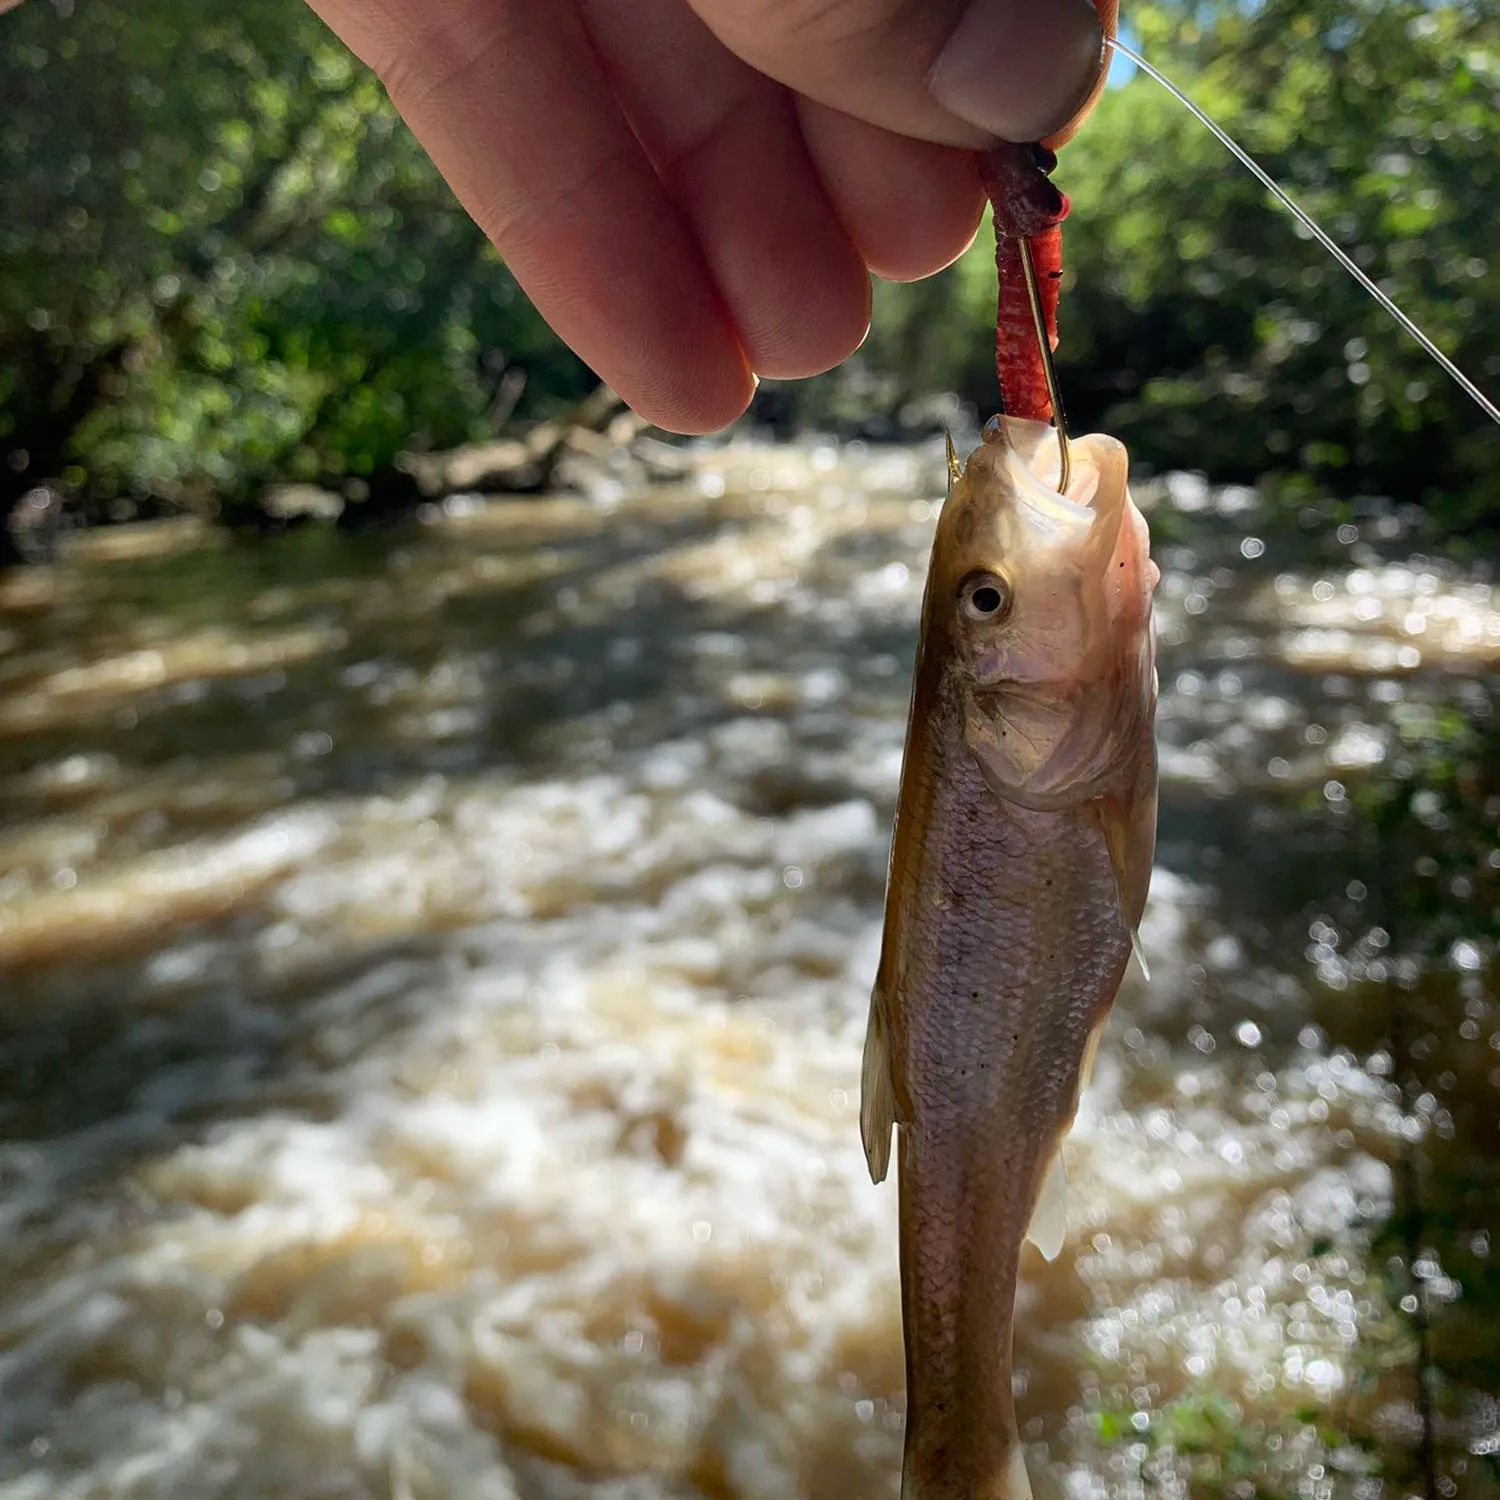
[1018,237,1071,494]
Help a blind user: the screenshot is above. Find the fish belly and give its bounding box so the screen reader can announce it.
[892,758,1130,1500]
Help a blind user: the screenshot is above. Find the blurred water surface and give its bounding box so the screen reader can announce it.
[0,441,1496,1500]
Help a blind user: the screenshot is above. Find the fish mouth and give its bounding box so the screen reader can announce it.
[995,415,1130,574]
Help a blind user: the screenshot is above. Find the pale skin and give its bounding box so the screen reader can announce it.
[300,0,1109,435]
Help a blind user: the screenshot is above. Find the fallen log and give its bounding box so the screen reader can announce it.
[397,384,631,498]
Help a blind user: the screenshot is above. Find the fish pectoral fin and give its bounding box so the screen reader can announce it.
[859,986,896,1185]
[1024,1149,1069,1263]
[1098,792,1151,982]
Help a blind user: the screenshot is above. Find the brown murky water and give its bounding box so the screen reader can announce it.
[0,441,1496,1500]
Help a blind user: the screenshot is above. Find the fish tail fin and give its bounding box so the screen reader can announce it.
[860,985,896,1184]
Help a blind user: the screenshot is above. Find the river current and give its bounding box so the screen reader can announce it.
[0,438,1496,1499]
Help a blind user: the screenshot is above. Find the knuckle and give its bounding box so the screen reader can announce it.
[366,8,510,120]
[710,0,907,55]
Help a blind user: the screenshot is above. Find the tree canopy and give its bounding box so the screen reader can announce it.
[0,0,587,519]
[1,0,1496,525]
[850,0,1499,519]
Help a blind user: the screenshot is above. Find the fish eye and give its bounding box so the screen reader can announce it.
[958,571,1011,621]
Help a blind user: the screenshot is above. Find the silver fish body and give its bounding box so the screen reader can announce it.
[862,415,1160,1500]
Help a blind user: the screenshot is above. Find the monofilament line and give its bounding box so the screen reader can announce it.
[1107,35,1500,430]
[1018,239,1072,494]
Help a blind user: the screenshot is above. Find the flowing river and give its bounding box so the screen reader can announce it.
[0,439,1496,1500]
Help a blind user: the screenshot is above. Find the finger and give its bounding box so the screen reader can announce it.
[795,100,985,283]
[578,0,871,380]
[1045,0,1119,148]
[684,0,1107,147]
[303,0,755,433]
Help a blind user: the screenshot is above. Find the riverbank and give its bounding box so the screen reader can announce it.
[5,383,984,571]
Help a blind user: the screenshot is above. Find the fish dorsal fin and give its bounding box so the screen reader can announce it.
[1098,794,1151,982]
[1024,1150,1068,1262]
[945,430,962,486]
[859,983,896,1184]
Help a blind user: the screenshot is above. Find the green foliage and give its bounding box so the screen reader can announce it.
[1057,0,1500,513]
[1349,696,1499,965]
[1,0,1496,521]
[853,0,1500,517]
[0,0,588,515]
[1086,1386,1376,1498]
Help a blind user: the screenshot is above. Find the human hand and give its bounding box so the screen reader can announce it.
[302,0,1107,434]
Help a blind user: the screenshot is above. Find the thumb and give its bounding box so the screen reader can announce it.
[683,0,1109,148]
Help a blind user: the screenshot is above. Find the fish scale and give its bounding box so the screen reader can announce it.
[894,729,1129,1500]
[861,418,1158,1500]
[859,15,1153,1494]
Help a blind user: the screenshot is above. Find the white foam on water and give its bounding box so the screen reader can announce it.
[0,750,1403,1498]
[0,453,1469,1498]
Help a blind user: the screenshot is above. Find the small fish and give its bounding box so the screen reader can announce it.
[860,414,1159,1500]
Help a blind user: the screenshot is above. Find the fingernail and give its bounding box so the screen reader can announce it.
[929,0,1105,143]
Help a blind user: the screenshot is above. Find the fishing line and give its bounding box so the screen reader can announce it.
[1105,35,1500,430]
[1018,239,1073,493]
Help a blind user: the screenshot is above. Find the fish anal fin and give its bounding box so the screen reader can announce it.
[859,985,896,1185]
[1098,787,1154,982]
[1024,1150,1068,1263]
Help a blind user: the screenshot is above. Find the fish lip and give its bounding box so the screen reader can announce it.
[980,430,1129,595]
[1001,445,1095,542]
[993,413,1129,520]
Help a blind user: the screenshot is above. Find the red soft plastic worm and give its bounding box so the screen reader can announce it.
[981,0,1118,425]
[981,144,1069,424]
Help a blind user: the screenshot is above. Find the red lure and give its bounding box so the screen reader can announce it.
[981,144,1069,424]
[981,0,1119,426]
